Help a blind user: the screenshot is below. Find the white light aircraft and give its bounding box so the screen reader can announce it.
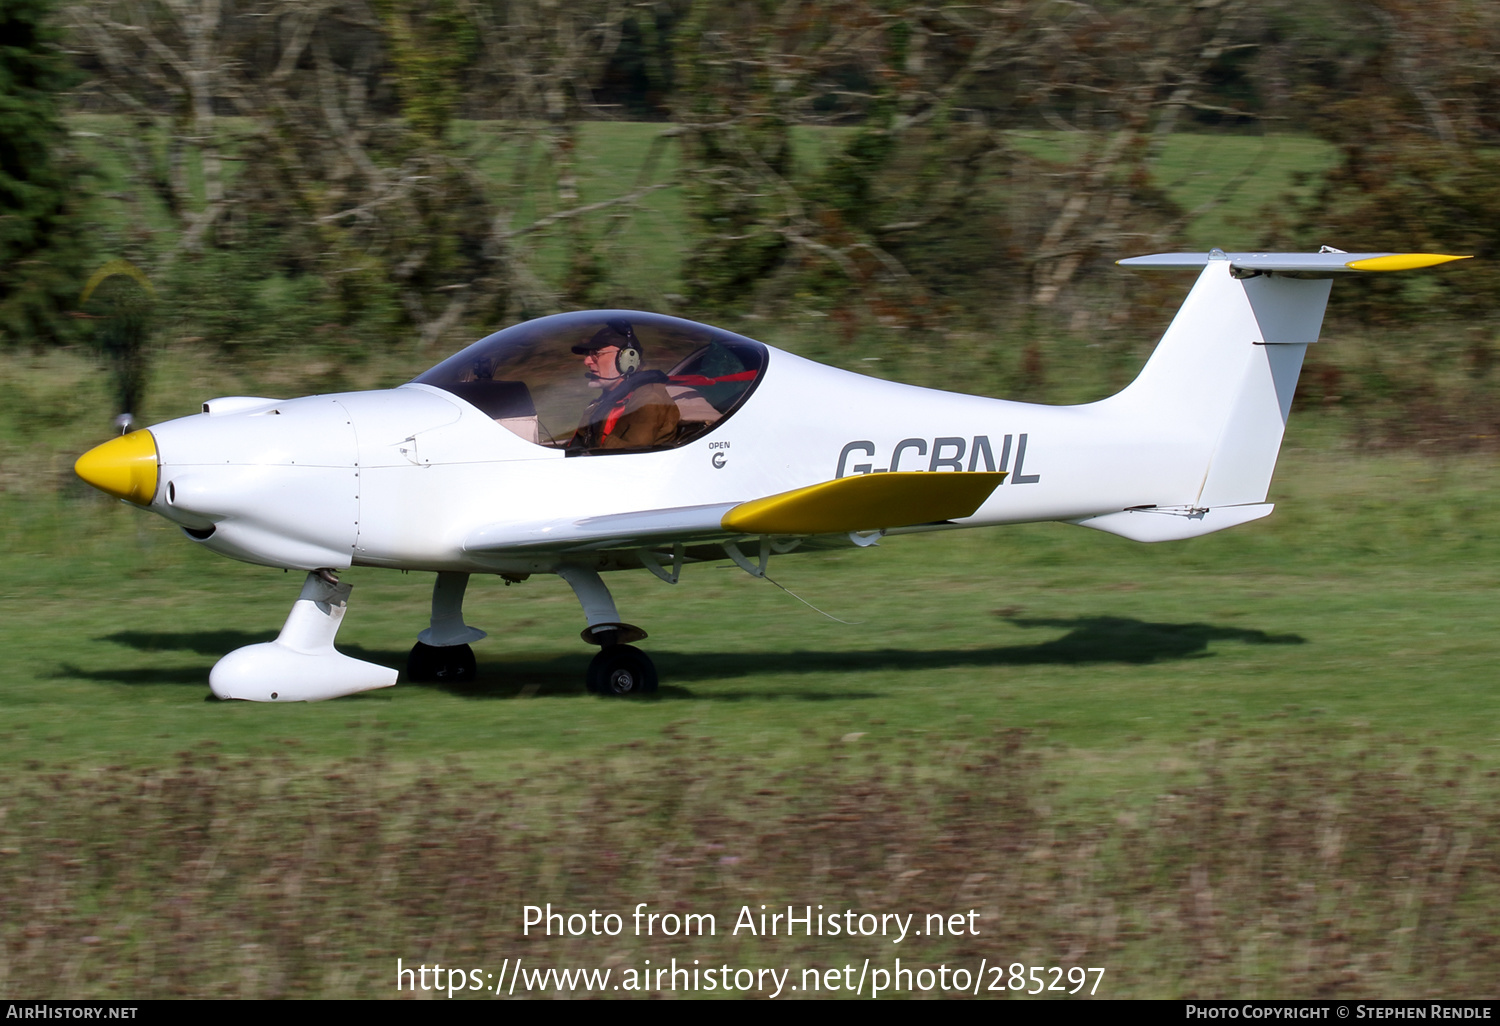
[74,249,1467,701]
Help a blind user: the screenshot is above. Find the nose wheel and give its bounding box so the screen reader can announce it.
[586,643,657,695]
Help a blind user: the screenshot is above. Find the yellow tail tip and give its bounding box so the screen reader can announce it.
[1345,253,1473,272]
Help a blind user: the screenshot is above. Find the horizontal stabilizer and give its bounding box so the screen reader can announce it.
[723,471,1006,535]
[1118,251,1469,275]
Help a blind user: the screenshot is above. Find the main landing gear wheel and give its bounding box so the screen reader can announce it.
[406,641,478,683]
[586,644,658,696]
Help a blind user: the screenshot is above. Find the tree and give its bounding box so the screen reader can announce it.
[1269,0,1500,321]
[67,0,243,258]
[668,1,1258,326]
[69,0,659,350]
[1251,0,1500,450]
[0,0,91,345]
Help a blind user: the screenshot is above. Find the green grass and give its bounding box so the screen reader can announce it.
[7,440,1498,785]
[4,335,1496,789]
[1006,130,1337,248]
[453,120,688,305]
[1154,134,1338,247]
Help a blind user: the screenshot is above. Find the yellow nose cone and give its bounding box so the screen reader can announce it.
[75,429,159,505]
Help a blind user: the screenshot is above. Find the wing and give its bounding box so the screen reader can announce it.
[463,471,1008,556]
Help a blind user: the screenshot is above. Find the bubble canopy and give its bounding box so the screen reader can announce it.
[411,311,768,453]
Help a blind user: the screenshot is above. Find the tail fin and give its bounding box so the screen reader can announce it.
[1078,249,1468,541]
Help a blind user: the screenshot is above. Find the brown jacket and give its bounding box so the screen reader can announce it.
[575,375,680,450]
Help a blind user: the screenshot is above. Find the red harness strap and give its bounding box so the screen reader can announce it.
[668,370,758,387]
[602,400,628,437]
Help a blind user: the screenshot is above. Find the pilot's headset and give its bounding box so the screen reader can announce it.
[607,319,643,375]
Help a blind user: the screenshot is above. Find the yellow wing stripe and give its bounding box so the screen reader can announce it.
[1345,253,1471,272]
[722,471,1007,535]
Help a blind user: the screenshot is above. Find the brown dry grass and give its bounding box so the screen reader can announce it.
[3,730,1498,999]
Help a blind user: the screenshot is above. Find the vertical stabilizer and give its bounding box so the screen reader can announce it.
[1078,249,1464,541]
[1111,256,1331,509]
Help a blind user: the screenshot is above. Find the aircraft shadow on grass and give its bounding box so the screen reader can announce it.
[57,617,1305,700]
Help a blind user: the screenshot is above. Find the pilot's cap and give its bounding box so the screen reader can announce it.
[571,319,637,354]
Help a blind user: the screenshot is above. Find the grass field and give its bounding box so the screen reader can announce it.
[5,431,1500,998]
[8,430,1499,773]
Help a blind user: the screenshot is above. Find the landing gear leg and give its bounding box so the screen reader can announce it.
[407,572,486,683]
[557,565,657,695]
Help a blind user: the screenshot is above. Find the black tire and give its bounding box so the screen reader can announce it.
[586,644,658,696]
[406,641,477,683]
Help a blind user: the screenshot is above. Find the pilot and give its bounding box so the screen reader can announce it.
[569,319,680,450]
